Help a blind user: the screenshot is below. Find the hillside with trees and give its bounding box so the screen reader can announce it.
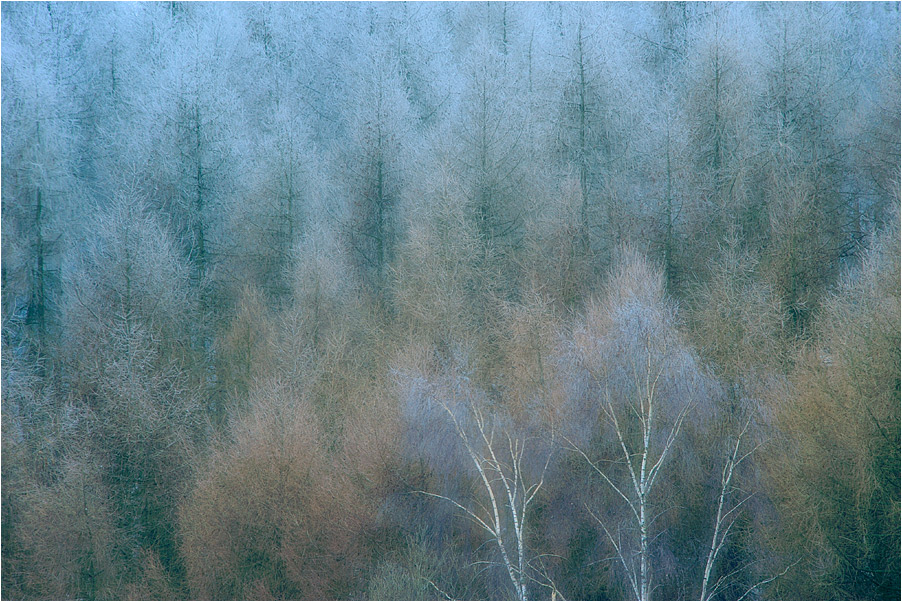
[2,2,899,600]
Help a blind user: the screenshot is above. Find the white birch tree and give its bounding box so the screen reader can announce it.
[396,347,557,601]
[559,248,721,600]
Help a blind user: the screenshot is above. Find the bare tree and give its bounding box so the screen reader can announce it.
[1,1,84,351]
[560,250,791,600]
[62,192,204,574]
[396,348,557,601]
[700,419,757,601]
[229,102,317,303]
[565,331,693,602]
[559,249,721,600]
[454,35,533,251]
[553,7,635,254]
[338,44,414,296]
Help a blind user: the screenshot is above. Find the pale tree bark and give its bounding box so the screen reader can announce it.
[700,419,757,601]
[568,333,692,601]
[569,334,782,601]
[418,380,556,601]
[699,419,799,601]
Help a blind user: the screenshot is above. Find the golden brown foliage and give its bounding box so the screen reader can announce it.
[16,452,125,600]
[216,284,277,408]
[688,234,788,383]
[179,380,370,600]
[763,217,900,599]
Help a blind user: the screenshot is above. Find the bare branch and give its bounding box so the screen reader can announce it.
[736,559,801,601]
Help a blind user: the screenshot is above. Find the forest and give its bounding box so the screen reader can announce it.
[1,2,899,600]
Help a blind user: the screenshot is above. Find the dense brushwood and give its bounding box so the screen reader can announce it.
[179,381,370,600]
[763,219,901,600]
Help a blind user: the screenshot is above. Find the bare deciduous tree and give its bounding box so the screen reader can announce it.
[700,419,757,601]
[558,248,721,600]
[565,331,693,602]
[396,347,557,601]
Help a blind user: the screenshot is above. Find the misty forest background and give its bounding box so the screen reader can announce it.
[1,2,900,600]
